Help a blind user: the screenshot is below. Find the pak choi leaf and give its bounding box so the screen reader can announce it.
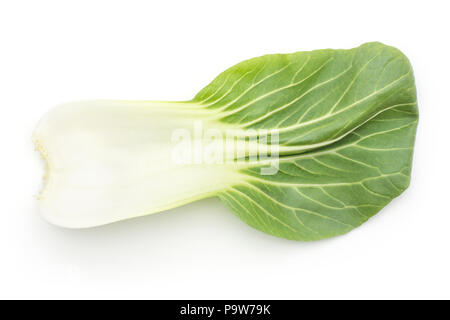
[33,42,418,240]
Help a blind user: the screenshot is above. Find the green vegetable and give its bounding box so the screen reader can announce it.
[33,42,418,240]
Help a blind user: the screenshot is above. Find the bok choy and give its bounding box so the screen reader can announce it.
[33,42,418,241]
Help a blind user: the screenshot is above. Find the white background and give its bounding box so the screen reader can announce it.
[0,0,449,299]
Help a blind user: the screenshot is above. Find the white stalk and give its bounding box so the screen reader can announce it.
[33,100,244,228]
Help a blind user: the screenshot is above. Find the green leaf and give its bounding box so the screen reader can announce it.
[207,42,418,240]
[33,42,417,240]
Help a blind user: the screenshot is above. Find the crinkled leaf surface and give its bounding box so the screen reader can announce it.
[34,42,418,240]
